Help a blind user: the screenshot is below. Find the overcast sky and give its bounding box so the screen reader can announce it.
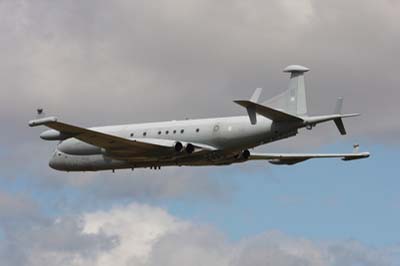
[1,0,400,265]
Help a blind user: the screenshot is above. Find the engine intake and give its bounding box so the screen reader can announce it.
[174,142,183,152]
[186,143,195,154]
[242,149,250,160]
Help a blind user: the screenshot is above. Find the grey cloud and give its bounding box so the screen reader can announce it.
[147,229,395,266]
[0,191,42,228]
[83,169,233,201]
[0,192,115,266]
[1,217,118,266]
[1,203,396,266]
[2,0,399,140]
[0,2,397,265]
[326,241,392,266]
[0,0,398,208]
[145,226,230,266]
[1,0,399,130]
[61,167,234,201]
[0,2,398,258]
[18,217,118,255]
[0,203,119,266]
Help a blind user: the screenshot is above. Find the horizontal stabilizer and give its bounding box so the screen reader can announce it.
[234,100,304,123]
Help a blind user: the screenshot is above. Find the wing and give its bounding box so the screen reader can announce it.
[249,146,370,165]
[28,117,216,157]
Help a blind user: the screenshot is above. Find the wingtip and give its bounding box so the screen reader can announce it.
[28,117,58,127]
[341,113,360,118]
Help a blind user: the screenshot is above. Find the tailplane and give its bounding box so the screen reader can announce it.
[234,65,360,136]
[263,65,309,116]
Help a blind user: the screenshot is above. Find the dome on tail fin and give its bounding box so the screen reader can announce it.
[283,65,310,73]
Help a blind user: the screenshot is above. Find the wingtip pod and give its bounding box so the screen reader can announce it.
[342,144,370,161]
[342,152,370,161]
[29,116,58,127]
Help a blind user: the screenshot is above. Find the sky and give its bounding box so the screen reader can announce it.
[1,0,400,265]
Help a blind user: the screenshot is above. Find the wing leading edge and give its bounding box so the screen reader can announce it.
[29,117,168,152]
[28,117,216,156]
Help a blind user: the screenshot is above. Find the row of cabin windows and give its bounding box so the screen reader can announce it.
[130,128,200,138]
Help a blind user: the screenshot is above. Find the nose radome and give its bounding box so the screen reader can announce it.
[49,152,64,170]
[48,155,59,170]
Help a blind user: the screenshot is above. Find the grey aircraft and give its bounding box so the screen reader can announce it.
[29,65,370,172]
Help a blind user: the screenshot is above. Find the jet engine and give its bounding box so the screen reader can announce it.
[174,142,183,152]
[174,142,195,154]
[241,149,250,160]
[233,149,250,161]
[185,143,195,154]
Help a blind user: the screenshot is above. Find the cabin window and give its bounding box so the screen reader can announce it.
[166,130,169,135]
[196,128,200,132]
[158,131,161,135]
[143,132,147,136]
[180,129,184,134]
[130,133,134,137]
[173,130,176,134]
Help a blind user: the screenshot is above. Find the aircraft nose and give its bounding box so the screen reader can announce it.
[49,152,63,170]
[49,156,58,170]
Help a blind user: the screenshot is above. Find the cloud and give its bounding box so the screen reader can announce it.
[0,3,397,265]
[0,191,42,229]
[0,216,118,266]
[1,0,399,135]
[0,0,397,228]
[0,203,396,266]
[74,168,233,201]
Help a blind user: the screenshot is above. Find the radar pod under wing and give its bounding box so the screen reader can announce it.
[249,144,370,165]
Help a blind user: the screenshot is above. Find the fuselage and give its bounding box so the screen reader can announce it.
[48,115,298,171]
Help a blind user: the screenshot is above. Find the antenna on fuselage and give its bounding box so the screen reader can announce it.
[36,108,46,118]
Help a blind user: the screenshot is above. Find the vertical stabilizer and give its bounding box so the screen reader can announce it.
[263,65,309,116]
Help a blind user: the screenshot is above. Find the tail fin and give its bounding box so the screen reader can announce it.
[263,65,309,116]
[334,97,344,114]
